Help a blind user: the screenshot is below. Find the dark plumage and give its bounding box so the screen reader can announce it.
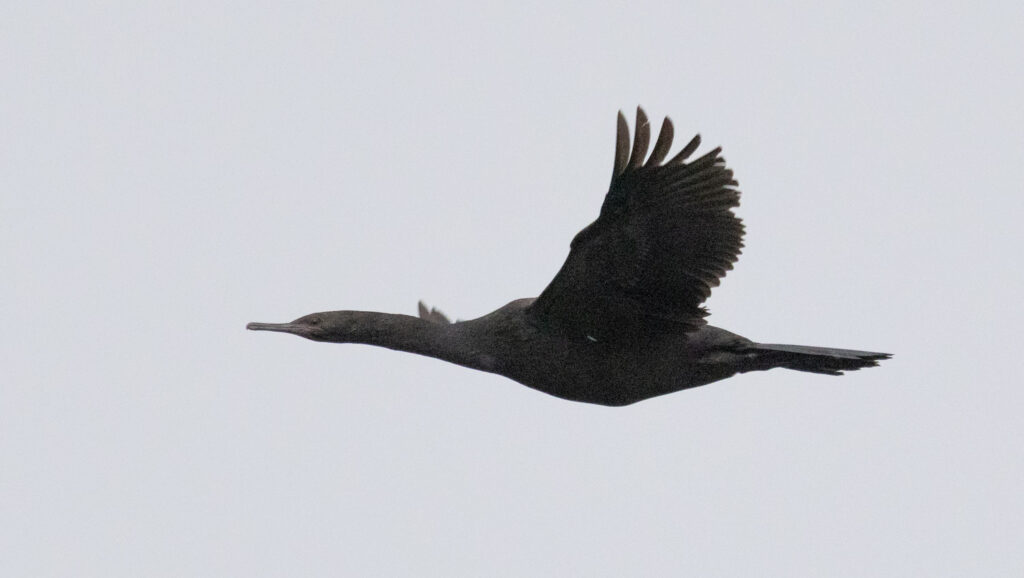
[247,108,890,406]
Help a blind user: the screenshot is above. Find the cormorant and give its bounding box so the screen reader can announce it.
[248,108,890,406]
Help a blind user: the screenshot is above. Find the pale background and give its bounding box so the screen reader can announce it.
[3,2,1023,576]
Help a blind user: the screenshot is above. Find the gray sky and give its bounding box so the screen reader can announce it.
[4,1,1023,576]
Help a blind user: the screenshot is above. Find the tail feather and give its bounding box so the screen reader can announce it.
[744,343,892,375]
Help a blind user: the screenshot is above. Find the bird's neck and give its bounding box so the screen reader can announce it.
[331,312,493,372]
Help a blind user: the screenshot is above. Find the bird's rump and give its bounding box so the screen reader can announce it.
[528,107,744,340]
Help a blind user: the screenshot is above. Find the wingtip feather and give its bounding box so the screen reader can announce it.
[628,107,650,170]
[646,116,675,167]
[612,111,630,181]
[667,133,702,165]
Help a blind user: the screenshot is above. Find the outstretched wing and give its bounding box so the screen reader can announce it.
[527,107,744,340]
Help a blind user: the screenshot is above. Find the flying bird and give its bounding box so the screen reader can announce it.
[248,108,890,406]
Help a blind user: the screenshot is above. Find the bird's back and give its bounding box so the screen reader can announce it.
[454,300,754,405]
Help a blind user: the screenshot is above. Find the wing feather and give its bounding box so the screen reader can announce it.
[529,107,744,340]
[627,107,650,170]
[612,112,631,181]
[645,117,675,167]
[667,133,702,165]
[417,301,452,325]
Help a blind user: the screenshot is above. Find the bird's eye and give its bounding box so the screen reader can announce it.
[307,316,322,325]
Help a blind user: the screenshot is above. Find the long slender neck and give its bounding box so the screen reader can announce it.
[331,312,491,371]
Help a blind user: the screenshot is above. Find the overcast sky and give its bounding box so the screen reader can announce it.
[4,2,1023,576]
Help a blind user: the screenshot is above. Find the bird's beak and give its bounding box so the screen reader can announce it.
[246,322,299,333]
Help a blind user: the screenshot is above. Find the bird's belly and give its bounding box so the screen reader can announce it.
[499,337,737,406]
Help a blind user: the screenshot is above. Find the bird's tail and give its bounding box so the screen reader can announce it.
[742,343,891,375]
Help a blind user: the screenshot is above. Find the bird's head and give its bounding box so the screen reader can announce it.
[246,311,358,342]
